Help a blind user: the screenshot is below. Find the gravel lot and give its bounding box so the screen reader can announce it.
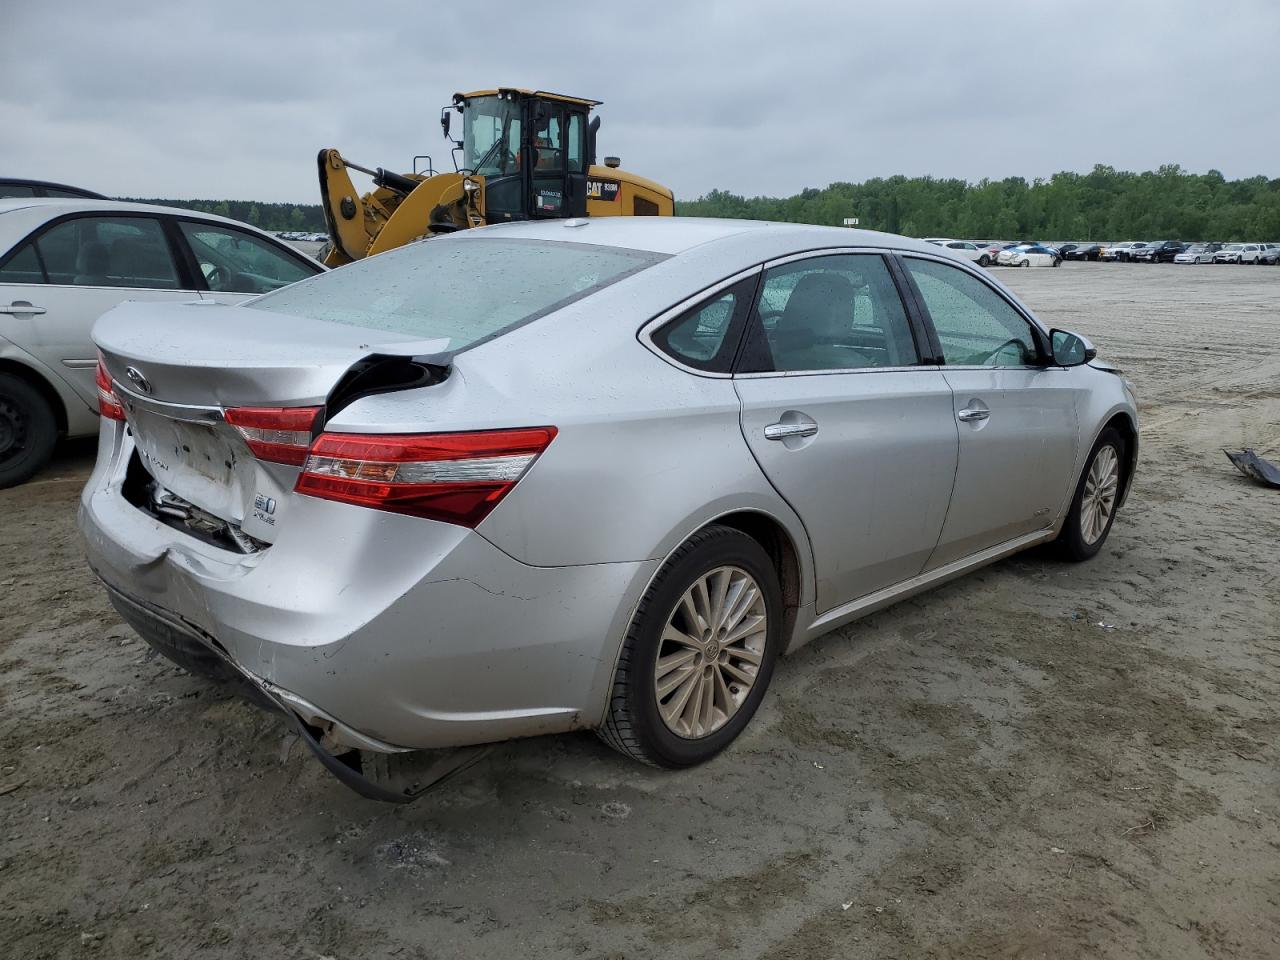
[2,263,1278,959]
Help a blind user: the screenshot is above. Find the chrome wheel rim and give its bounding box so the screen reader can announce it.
[1080,445,1120,545]
[654,565,767,739]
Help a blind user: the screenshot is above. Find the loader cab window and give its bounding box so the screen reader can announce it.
[567,113,585,173]
[462,96,521,177]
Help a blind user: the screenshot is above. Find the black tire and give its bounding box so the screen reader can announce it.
[598,525,783,768]
[1055,427,1126,562]
[0,372,58,489]
[978,254,990,267]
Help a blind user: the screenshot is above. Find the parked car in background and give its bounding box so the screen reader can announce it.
[0,199,325,486]
[974,241,1005,262]
[1064,243,1102,261]
[1174,243,1222,264]
[81,217,1137,798]
[1100,241,1137,262]
[0,178,108,200]
[1133,241,1184,263]
[1258,244,1280,265]
[998,244,1061,267]
[941,240,995,266]
[1213,243,1262,264]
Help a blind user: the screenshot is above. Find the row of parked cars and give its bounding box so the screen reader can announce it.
[275,230,328,243]
[925,238,1280,267]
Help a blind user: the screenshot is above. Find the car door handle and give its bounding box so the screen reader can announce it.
[957,407,990,423]
[764,421,818,440]
[0,301,46,315]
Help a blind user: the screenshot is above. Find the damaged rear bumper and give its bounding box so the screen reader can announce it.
[104,583,496,802]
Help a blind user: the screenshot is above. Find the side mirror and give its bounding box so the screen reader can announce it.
[1050,328,1097,367]
[440,109,451,139]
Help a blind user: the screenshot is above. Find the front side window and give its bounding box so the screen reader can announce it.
[178,221,316,294]
[739,254,918,374]
[250,237,665,354]
[904,257,1041,367]
[34,216,180,288]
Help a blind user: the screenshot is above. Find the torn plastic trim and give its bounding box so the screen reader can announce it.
[1225,448,1280,489]
[99,580,488,803]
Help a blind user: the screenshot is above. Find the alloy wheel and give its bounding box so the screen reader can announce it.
[1080,445,1120,545]
[653,565,767,739]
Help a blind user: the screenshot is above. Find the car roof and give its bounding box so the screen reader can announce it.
[0,177,108,199]
[457,216,946,259]
[0,197,290,246]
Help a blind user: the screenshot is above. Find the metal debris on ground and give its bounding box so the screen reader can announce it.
[1224,448,1280,489]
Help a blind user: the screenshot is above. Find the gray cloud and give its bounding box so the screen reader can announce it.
[3,0,1277,203]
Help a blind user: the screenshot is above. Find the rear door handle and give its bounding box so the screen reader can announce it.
[764,421,818,440]
[0,301,46,316]
[957,408,990,423]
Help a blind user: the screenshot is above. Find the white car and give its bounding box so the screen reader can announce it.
[0,199,324,486]
[1173,243,1220,264]
[1213,243,1262,264]
[940,240,995,266]
[1100,241,1138,262]
[997,244,1061,268]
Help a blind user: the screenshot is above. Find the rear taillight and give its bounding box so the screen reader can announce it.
[95,357,125,421]
[224,406,322,465]
[294,427,557,527]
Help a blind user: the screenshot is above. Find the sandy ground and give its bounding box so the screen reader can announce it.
[2,263,1278,959]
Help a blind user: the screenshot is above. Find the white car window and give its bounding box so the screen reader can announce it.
[177,221,316,295]
[0,242,43,284]
[34,216,181,289]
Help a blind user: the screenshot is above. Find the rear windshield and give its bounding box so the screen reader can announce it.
[248,236,665,353]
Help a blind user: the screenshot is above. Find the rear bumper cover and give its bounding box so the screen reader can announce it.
[79,431,657,757]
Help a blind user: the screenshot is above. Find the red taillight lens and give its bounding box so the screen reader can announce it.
[224,406,322,465]
[295,427,557,527]
[95,357,125,422]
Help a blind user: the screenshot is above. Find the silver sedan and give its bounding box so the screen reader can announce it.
[81,218,1138,800]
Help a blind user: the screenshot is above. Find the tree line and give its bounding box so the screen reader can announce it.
[117,198,327,233]
[676,165,1280,241]
[124,164,1280,240]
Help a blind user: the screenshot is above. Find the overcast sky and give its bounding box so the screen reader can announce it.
[3,1,1278,204]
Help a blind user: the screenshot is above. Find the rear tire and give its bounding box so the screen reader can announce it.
[978,254,990,267]
[1055,427,1125,562]
[598,525,782,768]
[0,373,58,489]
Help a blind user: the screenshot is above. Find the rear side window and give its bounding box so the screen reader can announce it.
[650,276,756,373]
[739,254,919,373]
[250,237,665,353]
[0,243,44,283]
[33,216,181,289]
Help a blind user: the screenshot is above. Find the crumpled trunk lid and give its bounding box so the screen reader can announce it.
[94,299,446,544]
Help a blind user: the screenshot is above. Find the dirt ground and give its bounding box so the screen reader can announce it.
[2,263,1278,960]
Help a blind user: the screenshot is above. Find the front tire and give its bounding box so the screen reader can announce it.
[0,373,58,489]
[978,254,990,267]
[1056,427,1125,562]
[598,525,782,767]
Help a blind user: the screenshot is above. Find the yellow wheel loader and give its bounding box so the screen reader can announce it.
[318,89,674,266]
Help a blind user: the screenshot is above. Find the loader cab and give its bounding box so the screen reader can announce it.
[450,89,595,223]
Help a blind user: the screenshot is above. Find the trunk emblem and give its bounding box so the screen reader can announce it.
[125,366,153,395]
